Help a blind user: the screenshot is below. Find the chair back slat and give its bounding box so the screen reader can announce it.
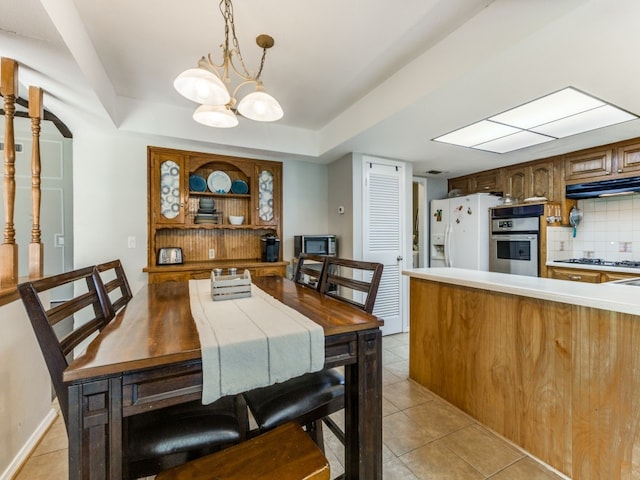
[96,259,133,315]
[17,266,113,428]
[293,253,328,290]
[318,257,383,314]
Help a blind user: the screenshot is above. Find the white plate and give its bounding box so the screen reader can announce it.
[524,196,548,202]
[207,171,231,193]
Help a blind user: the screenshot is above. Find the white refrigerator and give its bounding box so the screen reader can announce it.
[430,193,501,270]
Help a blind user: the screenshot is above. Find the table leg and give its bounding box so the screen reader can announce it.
[67,377,123,479]
[344,329,382,480]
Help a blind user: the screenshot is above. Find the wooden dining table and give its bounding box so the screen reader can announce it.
[63,275,383,480]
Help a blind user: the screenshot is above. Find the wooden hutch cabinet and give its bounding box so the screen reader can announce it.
[145,146,287,283]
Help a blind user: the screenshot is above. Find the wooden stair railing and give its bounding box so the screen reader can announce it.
[0,57,45,287]
[1,57,19,286]
[28,86,44,278]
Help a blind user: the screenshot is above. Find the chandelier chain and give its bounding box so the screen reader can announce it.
[219,0,266,81]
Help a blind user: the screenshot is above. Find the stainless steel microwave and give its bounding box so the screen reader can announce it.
[294,235,337,257]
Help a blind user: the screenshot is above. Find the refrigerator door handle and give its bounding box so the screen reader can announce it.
[444,223,451,267]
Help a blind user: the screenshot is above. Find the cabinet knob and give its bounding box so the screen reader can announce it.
[568,275,582,281]
[618,169,623,173]
[605,170,611,175]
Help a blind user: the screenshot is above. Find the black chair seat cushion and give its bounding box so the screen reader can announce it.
[127,396,242,463]
[243,369,345,431]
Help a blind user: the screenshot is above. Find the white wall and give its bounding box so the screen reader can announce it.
[0,296,53,479]
[71,127,330,294]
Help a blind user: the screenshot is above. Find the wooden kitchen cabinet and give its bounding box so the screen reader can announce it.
[504,160,554,203]
[547,266,639,283]
[145,146,287,283]
[564,140,640,183]
[447,168,502,195]
[547,267,601,283]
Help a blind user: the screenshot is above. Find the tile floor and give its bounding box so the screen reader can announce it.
[15,333,569,479]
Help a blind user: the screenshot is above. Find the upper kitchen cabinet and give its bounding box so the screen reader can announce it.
[564,148,613,182]
[447,168,502,195]
[504,160,555,202]
[564,139,640,183]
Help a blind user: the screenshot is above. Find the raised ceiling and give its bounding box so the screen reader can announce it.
[1,0,639,178]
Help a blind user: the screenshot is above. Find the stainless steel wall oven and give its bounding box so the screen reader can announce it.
[489,204,543,277]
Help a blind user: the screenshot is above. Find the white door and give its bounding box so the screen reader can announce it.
[363,160,404,335]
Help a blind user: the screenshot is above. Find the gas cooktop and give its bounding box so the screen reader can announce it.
[555,258,640,269]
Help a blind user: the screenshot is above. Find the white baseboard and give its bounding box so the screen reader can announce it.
[0,408,58,480]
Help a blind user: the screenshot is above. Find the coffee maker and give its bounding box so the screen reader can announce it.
[260,234,280,262]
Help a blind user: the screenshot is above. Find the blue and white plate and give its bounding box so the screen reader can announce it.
[231,179,249,194]
[207,171,231,193]
[189,174,207,192]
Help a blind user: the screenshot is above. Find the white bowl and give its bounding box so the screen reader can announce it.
[228,215,244,225]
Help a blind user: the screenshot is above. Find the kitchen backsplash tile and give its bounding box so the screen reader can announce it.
[547,193,640,261]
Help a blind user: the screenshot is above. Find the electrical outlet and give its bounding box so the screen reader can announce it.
[127,236,136,248]
[208,248,215,259]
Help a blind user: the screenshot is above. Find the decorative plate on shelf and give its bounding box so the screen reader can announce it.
[189,174,207,192]
[524,196,548,203]
[207,171,231,193]
[231,179,249,194]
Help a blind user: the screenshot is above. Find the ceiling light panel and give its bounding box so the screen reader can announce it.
[531,104,637,138]
[474,130,554,154]
[489,87,604,129]
[434,120,520,147]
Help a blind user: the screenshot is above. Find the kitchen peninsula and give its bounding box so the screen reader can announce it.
[404,267,640,480]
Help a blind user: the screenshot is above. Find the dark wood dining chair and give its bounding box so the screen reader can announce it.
[95,259,133,315]
[318,257,384,314]
[293,253,328,289]
[17,266,247,479]
[244,257,383,463]
[155,422,330,480]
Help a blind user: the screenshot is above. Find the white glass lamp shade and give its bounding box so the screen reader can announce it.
[193,104,239,128]
[174,68,230,106]
[237,89,283,122]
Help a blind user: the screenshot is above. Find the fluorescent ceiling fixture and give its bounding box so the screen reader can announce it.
[475,131,554,154]
[433,87,639,153]
[434,120,520,147]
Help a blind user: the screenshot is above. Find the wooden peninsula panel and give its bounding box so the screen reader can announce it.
[409,277,640,479]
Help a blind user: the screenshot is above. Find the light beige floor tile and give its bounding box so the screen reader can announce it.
[441,424,524,477]
[489,457,565,479]
[383,348,404,364]
[404,398,474,440]
[400,440,484,480]
[383,396,400,417]
[383,379,435,410]
[385,359,409,379]
[323,424,345,467]
[33,416,68,456]
[382,334,406,349]
[387,345,410,360]
[15,448,68,480]
[383,455,420,480]
[383,367,404,386]
[382,411,435,456]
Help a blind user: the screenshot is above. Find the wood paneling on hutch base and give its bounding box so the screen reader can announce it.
[145,146,287,283]
[409,277,640,480]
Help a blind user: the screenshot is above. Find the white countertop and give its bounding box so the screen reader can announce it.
[403,267,640,316]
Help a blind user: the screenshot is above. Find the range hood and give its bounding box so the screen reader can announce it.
[565,176,640,199]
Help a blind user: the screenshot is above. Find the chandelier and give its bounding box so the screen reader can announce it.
[174,0,283,128]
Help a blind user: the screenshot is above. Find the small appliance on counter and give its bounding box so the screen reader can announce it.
[157,247,183,265]
[261,234,280,262]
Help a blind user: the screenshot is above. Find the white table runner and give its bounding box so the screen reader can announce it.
[189,279,325,404]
